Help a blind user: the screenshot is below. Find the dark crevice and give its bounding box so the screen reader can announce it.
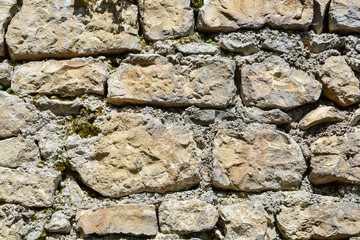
[322,0,332,33]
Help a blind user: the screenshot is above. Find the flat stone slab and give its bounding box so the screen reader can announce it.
[298,106,345,130]
[329,0,360,33]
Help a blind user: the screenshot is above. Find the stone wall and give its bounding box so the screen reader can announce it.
[1,0,360,239]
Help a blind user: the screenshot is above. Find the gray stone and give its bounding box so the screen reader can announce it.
[219,38,259,55]
[45,212,71,233]
[0,0,17,56]
[310,34,345,53]
[0,63,13,87]
[329,0,360,34]
[349,108,360,126]
[32,95,83,116]
[262,38,295,54]
[176,43,219,55]
[311,0,331,34]
[189,109,216,125]
[241,107,292,125]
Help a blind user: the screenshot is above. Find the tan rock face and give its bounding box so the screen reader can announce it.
[72,113,201,197]
[12,58,108,97]
[320,56,360,107]
[329,0,360,33]
[6,0,139,60]
[241,56,322,109]
[219,201,268,240]
[213,125,306,192]
[0,92,35,138]
[0,0,17,56]
[108,54,236,109]
[159,199,218,234]
[139,0,194,41]
[298,106,346,130]
[310,129,360,185]
[0,167,60,207]
[198,0,313,32]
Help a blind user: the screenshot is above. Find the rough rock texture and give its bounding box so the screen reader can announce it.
[71,113,201,197]
[12,58,108,97]
[329,0,360,33]
[310,130,360,185]
[5,0,140,60]
[311,0,331,34]
[0,62,13,87]
[219,38,259,55]
[76,205,158,236]
[241,107,292,125]
[213,125,306,191]
[176,43,219,55]
[298,106,346,130]
[0,0,17,56]
[159,199,218,233]
[350,108,360,126]
[310,34,345,53]
[0,92,35,138]
[198,0,313,32]
[241,56,322,109]
[139,0,194,41]
[320,56,360,107]
[45,212,71,233]
[108,54,236,108]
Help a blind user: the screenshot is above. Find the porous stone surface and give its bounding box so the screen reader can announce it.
[0,62,13,87]
[298,106,346,130]
[310,34,345,53]
[76,204,158,236]
[219,38,259,55]
[329,0,360,33]
[45,211,71,233]
[159,199,218,233]
[241,107,292,125]
[0,0,17,56]
[176,43,219,55]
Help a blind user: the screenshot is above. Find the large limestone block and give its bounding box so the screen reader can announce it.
[329,0,360,33]
[12,58,108,97]
[108,54,236,109]
[310,129,360,185]
[76,205,158,236]
[0,167,61,207]
[219,201,268,240]
[320,56,360,107]
[197,0,313,32]
[0,0,17,56]
[298,106,345,130]
[139,0,194,41]
[5,0,140,60]
[241,56,322,109]
[159,199,218,234]
[213,125,306,192]
[0,92,35,138]
[72,113,201,197]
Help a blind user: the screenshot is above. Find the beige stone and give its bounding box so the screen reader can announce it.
[311,0,331,34]
[72,113,201,197]
[329,0,360,33]
[213,125,306,192]
[139,0,194,41]
[298,106,346,130]
[0,62,13,87]
[6,0,139,60]
[159,199,218,234]
[310,129,360,185]
[241,56,322,109]
[108,54,236,109]
[176,43,220,55]
[0,92,36,138]
[0,167,61,207]
[12,58,108,97]
[197,0,313,32]
[349,108,360,126]
[76,204,158,236]
[0,0,17,56]
[219,201,268,240]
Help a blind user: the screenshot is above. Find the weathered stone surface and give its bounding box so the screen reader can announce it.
[298,106,346,130]
[310,130,360,185]
[311,0,331,34]
[219,201,268,240]
[0,92,35,138]
[45,212,71,233]
[241,107,292,125]
[108,54,236,108]
[0,63,13,87]
[320,56,360,107]
[159,199,218,233]
[76,205,157,236]
[32,95,83,116]
[6,0,139,60]
[277,199,360,239]
[310,34,345,53]
[71,113,201,197]
[349,108,360,126]
[189,109,216,125]
[12,58,108,97]
[262,38,295,54]
[0,0,17,56]
[241,56,322,109]
[197,0,313,32]
[0,167,60,207]
[219,38,259,55]
[213,125,306,191]
[329,0,360,33]
[176,43,219,55]
[139,0,194,41]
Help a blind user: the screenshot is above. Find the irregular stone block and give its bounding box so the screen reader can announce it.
[139,0,194,41]
[298,106,346,130]
[45,212,71,233]
[310,130,360,185]
[219,38,259,55]
[320,56,360,107]
[159,199,218,234]
[32,95,83,116]
[6,0,140,60]
[311,0,331,34]
[219,201,268,240]
[329,0,360,33]
[12,58,108,97]
[108,54,236,109]
[241,56,322,109]
[0,167,61,207]
[0,92,35,138]
[0,0,17,56]
[197,0,313,32]
[176,43,219,55]
[72,113,201,197]
[76,205,158,236]
[213,125,306,192]
[241,107,292,125]
[0,62,13,87]
[262,38,295,54]
[349,108,360,126]
[310,34,345,53]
